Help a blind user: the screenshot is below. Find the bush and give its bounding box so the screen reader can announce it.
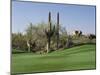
[65,36,74,48]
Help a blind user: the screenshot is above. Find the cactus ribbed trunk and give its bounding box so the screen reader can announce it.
[49,12,51,31]
[48,12,51,50]
[57,12,59,49]
[45,12,55,53]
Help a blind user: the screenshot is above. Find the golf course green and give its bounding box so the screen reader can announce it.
[11,44,96,74]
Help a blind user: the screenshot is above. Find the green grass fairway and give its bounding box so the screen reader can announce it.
[11,44,96,74]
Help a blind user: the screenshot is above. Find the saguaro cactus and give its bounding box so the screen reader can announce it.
[56,12,59,49]
[45,12,55,53]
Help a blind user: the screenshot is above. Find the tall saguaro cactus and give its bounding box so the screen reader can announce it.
[57,12,59,49]
[45,12,55,53]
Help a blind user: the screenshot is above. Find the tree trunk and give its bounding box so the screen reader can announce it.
[28,46,30,52]
[47,38,50,53]
[27,40,31,52]
[46,42,49,53]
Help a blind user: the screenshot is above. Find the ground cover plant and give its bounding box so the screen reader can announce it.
[12,44,96,74]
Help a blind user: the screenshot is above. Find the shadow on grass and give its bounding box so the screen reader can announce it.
[12,43,96,54]
[64,43,96,49]
[12,51,27,54]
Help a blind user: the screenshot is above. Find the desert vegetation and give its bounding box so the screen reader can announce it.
[12,12,96,54]
[12,12,96,74]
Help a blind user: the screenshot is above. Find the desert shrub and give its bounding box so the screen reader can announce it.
[12,33,27,51]
[88,34,96,43]
[65,36,74,48]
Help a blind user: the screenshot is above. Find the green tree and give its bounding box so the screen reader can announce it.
[12,32,27,51]
[88,34,96,43]
[25,22,48,52]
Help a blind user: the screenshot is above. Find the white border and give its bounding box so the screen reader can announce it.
[0,0,10,75]
[23,0,96,5]
[0,0,100,75]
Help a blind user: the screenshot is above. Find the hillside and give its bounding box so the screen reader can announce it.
[12,44,96,74]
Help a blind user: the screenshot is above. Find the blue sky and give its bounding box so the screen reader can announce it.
[12,1,96,34]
